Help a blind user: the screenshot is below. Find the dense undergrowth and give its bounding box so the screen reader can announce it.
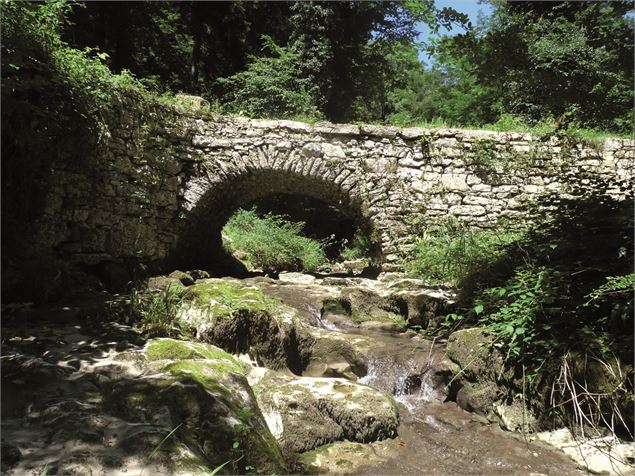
[406,174,634,437]
[222,208,375,273]
[222,209,328,273]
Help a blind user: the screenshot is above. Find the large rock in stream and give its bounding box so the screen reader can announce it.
[107,338,288,474]
[249,368,400,454]
[174,278,315,373]
[1,327,288,475]
[445,328,515,422]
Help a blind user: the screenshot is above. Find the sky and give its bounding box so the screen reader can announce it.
[416,0,494,65]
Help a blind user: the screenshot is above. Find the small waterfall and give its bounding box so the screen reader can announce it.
[358,356,444,412]
[307,303,339,331]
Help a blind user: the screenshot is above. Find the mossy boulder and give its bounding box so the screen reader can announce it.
[177,279,314,373]
[146,275,186,292]
[340,288,402,321]
[252,370,399,454]
[446,328,507,417]
[180,279,279,317]
[322,290,407,331]
[391,288,455,328]
[446,328,503,382]
[105,338,287,475]
[145,338,249,372]
[455,381,502,415]
[494,399,537,433]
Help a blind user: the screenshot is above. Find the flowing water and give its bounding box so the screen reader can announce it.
[254,276,584,475]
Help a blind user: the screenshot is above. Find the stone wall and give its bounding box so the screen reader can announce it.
[16,95,634,275]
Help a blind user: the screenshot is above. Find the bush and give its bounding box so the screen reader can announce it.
[106,285,184,338]
[222,208,327,273]
[418,177,634,436]
[405,219,522,288]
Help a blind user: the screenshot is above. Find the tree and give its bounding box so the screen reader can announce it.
[217,36,321,119]
[435,1,634,132]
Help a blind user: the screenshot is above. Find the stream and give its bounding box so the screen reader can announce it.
[251,275,584,475]
[0,272,606,475]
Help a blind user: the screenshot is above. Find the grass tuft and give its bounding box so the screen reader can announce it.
[222,208,327,273]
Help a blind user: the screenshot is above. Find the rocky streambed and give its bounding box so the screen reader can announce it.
[2,271,633,475]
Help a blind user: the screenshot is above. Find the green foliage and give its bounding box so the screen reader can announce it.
[476,266,557,363]
[585,274,635,304]
[341,230,375,261]
[127,285,184,338]
[406,172,633,435]
[435,1,633,133]
[1,0,148,265]
[2,0,144,128]
[430,174,633,433]
[218,36,322,120]
[26,0,628,133]
[405,219,522,288]
[222,208,327,273]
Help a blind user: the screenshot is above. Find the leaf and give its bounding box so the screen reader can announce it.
[474,304,484,315]
[210,460,231,475]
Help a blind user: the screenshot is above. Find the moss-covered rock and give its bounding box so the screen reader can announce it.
[168,270,195,286]
[146,275,186,292]
[340,288,401,321]
[105,339,288,475]
[322,289,407,331]
[176,279,315,373]
[188,269,210,281]
[391,288,455,328]
[446,328,503,382]
[145,338,247,370]
[181,279,279,318]
[455,381,501,415]
[252,370,399,454]
[446,328,509,418]
[494,399,537,433]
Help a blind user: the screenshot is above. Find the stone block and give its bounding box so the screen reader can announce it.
[360,124,399,139]
[449,204,486,216]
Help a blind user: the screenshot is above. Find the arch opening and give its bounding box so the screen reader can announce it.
[170,168,383,276]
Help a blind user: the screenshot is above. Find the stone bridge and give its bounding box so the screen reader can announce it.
[22,96,634,277]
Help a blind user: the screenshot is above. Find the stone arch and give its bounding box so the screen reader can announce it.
[170,146,388,270]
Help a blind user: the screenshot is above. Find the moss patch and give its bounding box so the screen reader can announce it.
[162,354,248,383]
[351,309,406,329]
[146,338,247,369]
[181,280,281,319]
